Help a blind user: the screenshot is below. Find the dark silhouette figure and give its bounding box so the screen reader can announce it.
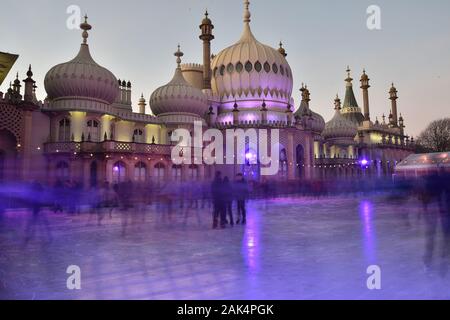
[25,181,52,243]
[235,173,248,225]
[211,172,226,229]
[223,177,234,226]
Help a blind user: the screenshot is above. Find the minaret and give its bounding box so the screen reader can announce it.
[138,94,146,114]
[126,81,132,105]
[389,83,399,127]
[360,69,371,122]
[199,10,214,90]
[23,65,36,102]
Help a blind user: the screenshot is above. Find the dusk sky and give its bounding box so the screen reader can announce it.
[2,0,449,136]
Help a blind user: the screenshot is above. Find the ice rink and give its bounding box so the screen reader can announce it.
[0,194,449,300]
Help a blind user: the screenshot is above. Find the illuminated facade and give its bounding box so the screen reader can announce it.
[0,1,414,187]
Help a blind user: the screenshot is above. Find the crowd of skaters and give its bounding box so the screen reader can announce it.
[0,169,449,272]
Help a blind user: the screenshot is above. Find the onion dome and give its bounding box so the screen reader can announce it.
[211,1,293,109]
[44,16,119,105]
[150,45,208,117]
[323,95,358,140]
[294,85,325,133]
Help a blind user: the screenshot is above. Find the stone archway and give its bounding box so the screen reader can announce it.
[0,129,18,182]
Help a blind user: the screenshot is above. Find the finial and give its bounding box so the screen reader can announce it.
[244,0,251,24]
[278,41,287,57]
[334,95,342,110]
[27,64,33,77]
[174,44,184,68]
[80,14,92,44]
[205,9,209,18]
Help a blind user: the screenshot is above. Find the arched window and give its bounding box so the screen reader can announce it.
[134,162,147,182]
[59,118,71,142]
[112,161,127,183]
[188,165,199,180]
[56,161,70,180]
[172,165,182,181]
[154,163,165,180]
[280,149,288,178]
[133,129,144,143]
[86,120,100,142]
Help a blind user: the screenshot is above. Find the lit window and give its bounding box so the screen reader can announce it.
[86,120,100,142]
[58,118,71,142]
[134,162,147,182]
[133,129,144,143]
[112,161,126,183]
[154,163,165,180]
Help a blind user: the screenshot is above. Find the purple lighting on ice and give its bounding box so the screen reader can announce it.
[359,200,377,263]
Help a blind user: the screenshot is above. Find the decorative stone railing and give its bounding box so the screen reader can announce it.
[44,141,173,155]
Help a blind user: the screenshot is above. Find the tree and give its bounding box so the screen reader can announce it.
[416,118,450,153]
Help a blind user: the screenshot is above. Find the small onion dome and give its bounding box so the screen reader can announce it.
[360,69,369,81]
[150,46,208,117]
[139,93,146,104]
[44,16,119,104]
[323,96,357,140]
[294,85,325,133]
[202,10,212,25]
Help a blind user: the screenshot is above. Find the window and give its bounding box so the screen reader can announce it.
[236,62,243,73]
[134,162,147,182]
[280,65,285,76]
[56,161,70,180]
[112,161,126,183]
[188,165,199,180]
[280,149,288,178]
[220,65,225,76]
[255,61,262,72]
[272,64,278,74]
[58,118,71,142]
[172,165,182,181]
[133,129,144,143]
[227,63,234,74]
[86,120,100,142]
[213,67,218,77]
[264,62,271,73]
[154,163,165,180]
[245,61,253,72]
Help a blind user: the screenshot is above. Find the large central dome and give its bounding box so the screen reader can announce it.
[211,1,294,110]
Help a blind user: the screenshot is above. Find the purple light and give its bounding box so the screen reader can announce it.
[113,166,119,172]
[360,159,369,166]
[246,153,253,160]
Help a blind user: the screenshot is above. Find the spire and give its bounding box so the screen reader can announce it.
[174,44,184,69]
[80,14,92,44]
[343,66,359,109]
[244,0,251,24]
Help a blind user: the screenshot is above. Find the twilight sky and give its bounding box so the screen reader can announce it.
[1,0,449,136]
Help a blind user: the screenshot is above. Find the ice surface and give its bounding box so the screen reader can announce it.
[0,195,449,300]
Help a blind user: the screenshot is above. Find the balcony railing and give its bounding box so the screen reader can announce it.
[44,141,173,156]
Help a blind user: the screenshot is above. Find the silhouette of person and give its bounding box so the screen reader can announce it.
[211,171,225,229]
[235,173,248,225]
[25,181,52,243]
[223,177,234,226]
